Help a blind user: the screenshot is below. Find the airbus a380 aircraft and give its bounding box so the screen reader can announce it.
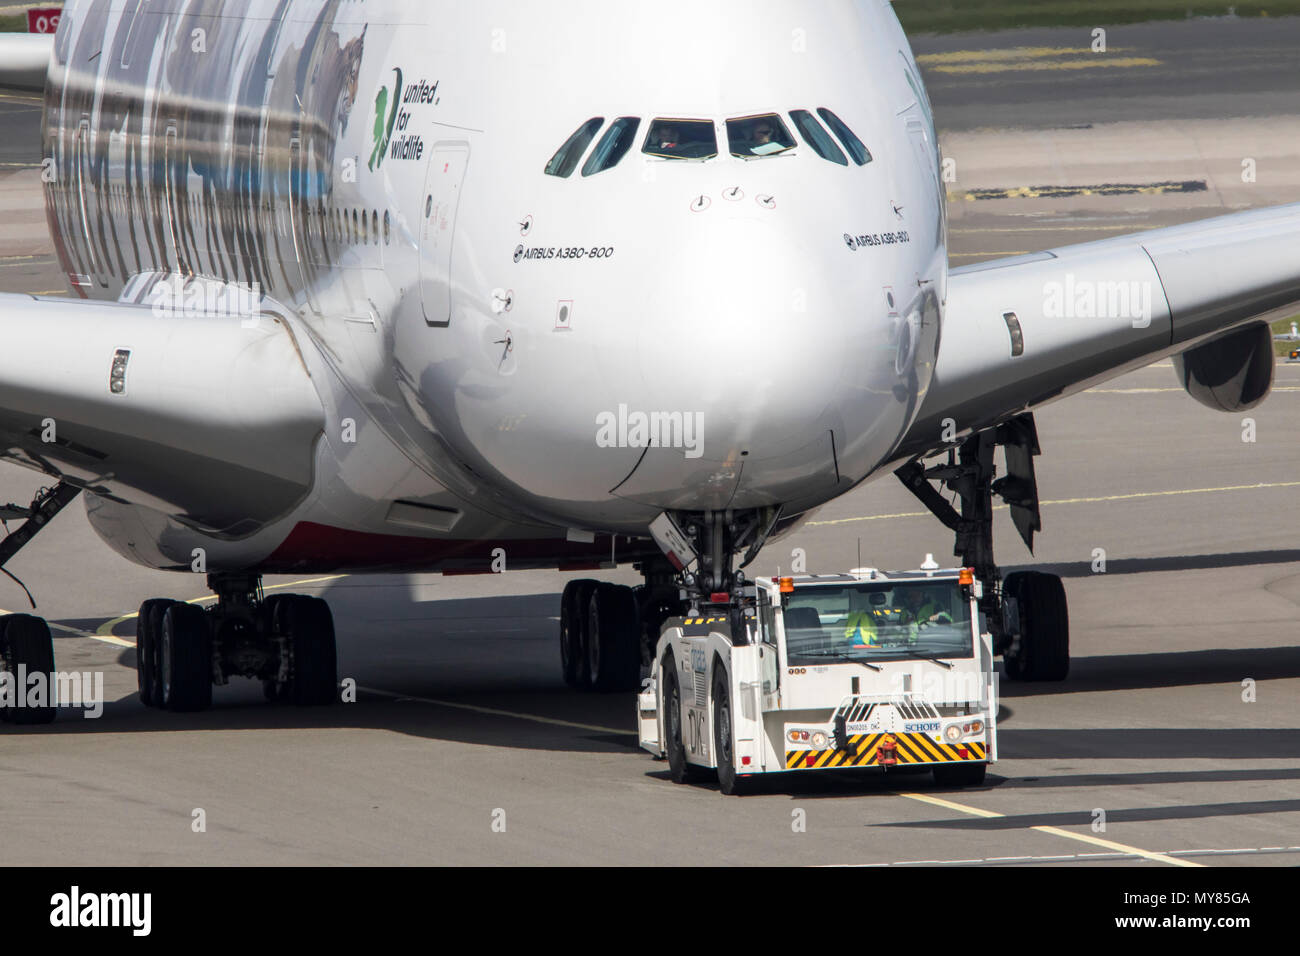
[0,0,1296,721]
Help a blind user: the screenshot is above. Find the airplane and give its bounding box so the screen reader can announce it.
[0,0,1296,723]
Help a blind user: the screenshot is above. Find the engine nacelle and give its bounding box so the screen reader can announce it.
[1172,322,1274,412]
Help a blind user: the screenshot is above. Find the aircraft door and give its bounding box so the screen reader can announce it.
[420,141,469,327]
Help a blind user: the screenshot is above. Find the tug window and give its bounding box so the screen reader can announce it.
[582,117,641,176]
[642,118,718,160]
[725,113,796,158]
[818,108,872,166]
[789,110,848,166]
[546,118,604,178]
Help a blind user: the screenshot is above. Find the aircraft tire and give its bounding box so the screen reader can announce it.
[160,602,213,712]
[0,614,57,724]
[1002,571,1069,681]
[587,583,640,692]
[283,596,337,706]
[560,579,598,688]
[136,599,175,708]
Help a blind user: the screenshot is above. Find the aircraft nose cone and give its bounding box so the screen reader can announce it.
[624,218,850,510]
[637,217,844,445]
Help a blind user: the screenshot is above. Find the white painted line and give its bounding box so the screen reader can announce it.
[360,685,630,737]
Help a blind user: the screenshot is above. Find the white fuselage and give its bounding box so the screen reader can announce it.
[43,0,945,572]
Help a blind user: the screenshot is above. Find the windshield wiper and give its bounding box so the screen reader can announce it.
[795,648,882,671]
[891,648,954,669]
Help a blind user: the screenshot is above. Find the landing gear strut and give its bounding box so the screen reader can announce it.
[896,414,1069,681]
[558,508,782,692]
[136,573,338,712]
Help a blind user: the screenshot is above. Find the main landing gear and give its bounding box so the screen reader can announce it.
[0,483,83,724]
[896,413,1069,681]
[136,572,338,712]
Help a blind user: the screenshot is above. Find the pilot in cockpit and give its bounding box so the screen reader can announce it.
[652,123,681,151]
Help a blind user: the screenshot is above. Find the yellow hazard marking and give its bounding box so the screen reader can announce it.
[895,791,1203,867]
[808,480,1300,527]
[786,734,985,770]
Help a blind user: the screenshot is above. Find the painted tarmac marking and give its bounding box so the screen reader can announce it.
[361,685,630,737]
[950,181,1206,202]
[895,791,1202,867]
[809,480,1300,527]
[840,845,1300,867]
[917,47,1138,65]
[932,57,1161,75]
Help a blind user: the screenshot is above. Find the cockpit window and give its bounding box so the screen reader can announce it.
[642,118,718,160]
[546,117,604,178]
[788,110,848,166]
[582,117,641,176]
[817,108,872,166]
[725,113,797,159]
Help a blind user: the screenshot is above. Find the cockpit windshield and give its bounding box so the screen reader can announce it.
[783,581,973,666]
[545,117,604,177]
[583,117,641,176]
[642,118,718,160]
[726,113,796,159]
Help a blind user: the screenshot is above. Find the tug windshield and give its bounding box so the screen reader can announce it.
[782,580,973,665]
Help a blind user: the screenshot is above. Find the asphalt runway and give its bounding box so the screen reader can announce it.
[1,20,1299,866]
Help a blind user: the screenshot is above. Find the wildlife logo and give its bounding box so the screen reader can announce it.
[369,67,403,171]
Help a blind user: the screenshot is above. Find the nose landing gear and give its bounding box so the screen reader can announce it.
[557,508,783,692]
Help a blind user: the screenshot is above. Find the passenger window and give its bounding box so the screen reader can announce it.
[818,108,872,166]
[642,118,718,160]
[725,113,796,159]
[789,110,847,166]
[582,117,641,176]
[546,118,604,178]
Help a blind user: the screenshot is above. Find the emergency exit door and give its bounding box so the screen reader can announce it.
[420,141,470,327]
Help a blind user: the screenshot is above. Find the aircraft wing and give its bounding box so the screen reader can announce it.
[0,292,325,537]
[891,203,1300,465]
[0,34,52,93]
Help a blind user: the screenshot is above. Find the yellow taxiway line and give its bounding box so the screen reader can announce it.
[810,480,1300,527]
[896,791,1203,867]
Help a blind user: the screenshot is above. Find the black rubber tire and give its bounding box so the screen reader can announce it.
[587,583,641,692]
[713,668,748,796]
[662,657,697,784]
[284,596,337,706]
[1,614,57,725]
[560,579,597,688]
[933,762,988,787]
[1002,571,1070,682]
[160,603,213,713]
[136,598,174,708]
[260,594,288,702]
